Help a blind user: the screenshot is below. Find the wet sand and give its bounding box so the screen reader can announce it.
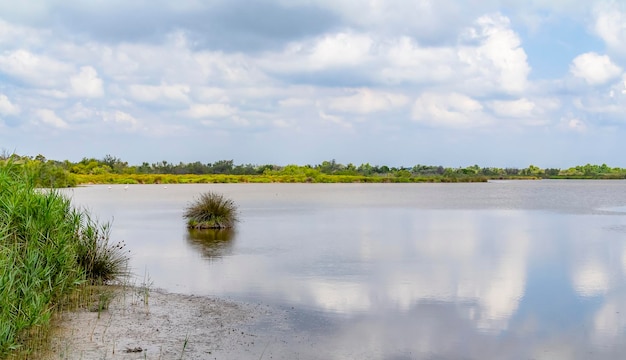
[47,288,311,360]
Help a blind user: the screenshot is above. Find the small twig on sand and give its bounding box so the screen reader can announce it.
[259,339,272,360]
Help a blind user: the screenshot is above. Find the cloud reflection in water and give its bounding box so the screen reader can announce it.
[64,183,626,359]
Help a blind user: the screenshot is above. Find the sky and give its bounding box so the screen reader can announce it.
[1,0,626,168]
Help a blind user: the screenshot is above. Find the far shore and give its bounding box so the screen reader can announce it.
[70,173,549,186]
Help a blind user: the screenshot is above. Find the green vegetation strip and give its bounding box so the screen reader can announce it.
[72,173,492,184]
[0,163,128,358]
[4,153,626,187]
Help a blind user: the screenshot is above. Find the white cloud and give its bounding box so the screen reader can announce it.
[128,83,190,104]
[100,38,266,88]
[318,109,351,128]
[0,49,72,87]
[260,12,530,97]
[309,32,373,69]
[0,19,44,48]
[326,88,409,114]
[593,2,626,55]
[262,32,374,73]
[279,97,314,108]
[570,52,622,85]
[70,66,104,98]
[103,110,140,132]
[559,117,587,133]
[191,51,266,85]
[489,98,536,118]
[411,92,490,128]
[231,116,251,127]
[380,36,456,84]
[311,0,471,44]
[376,13,531,95]
[101,46,140,81]
[36,109,69,129]
[272,118,295,128]
[193,87,228,102]
[571,82,626,115]
[66,102,98,122]
[458,13,530,94]
[488,97,559,127]
[186,103,235,118]
[0,94,20,116]
[35,89,68,99]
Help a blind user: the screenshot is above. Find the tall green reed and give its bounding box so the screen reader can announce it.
[0,162,128,358]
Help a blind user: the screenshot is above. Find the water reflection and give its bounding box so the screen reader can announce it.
[63,183,626,359]
[185,228,235,259]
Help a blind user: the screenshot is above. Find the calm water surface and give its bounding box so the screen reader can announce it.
[66,181,626,359]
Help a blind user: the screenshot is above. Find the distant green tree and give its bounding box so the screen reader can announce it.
[521,165,543,176]
[318,160,341,174]
[210,160,234,174]
[137,162,152,174]
[357,163,373,175]
[544,168,560,177]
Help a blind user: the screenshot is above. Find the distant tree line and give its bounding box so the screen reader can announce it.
[2,151,626,187]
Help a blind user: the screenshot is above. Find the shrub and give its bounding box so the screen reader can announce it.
[183,192,238,229]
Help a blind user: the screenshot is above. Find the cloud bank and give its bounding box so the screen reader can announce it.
[0,0,625,166]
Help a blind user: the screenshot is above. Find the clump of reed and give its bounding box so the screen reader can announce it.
[74,217,129,284]
[0,162,129,358]
[183,192,238,229]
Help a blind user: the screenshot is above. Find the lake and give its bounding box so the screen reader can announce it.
[65,181,626,359]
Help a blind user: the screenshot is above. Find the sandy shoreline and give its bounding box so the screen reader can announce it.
[46,287,296,360]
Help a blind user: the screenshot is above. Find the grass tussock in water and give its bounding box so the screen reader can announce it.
[0,162,129,358]
[184,192,238,229]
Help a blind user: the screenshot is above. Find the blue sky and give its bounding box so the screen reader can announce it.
[1,0,626,168]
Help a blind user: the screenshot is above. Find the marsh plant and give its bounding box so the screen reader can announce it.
[184,192,238,229]
[134,269,153,311]
[0,162,129,358]
[75,218,129,284]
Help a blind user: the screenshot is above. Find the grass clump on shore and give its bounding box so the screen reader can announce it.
[184,192,238,229]
[75,219,128,283]
[0,162,128,358]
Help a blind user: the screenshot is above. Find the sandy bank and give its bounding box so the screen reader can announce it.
[46,288,300,360]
